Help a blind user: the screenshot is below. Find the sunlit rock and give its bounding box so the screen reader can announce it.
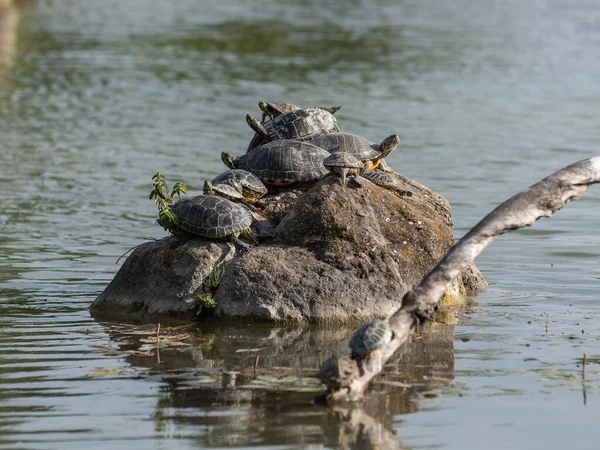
[91,173,486,323]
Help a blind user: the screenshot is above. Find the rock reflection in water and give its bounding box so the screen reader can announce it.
[97,320,455,447]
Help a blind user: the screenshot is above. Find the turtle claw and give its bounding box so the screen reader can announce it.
[233,237,252,255]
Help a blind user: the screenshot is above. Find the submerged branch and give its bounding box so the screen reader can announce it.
[320,156,600,402]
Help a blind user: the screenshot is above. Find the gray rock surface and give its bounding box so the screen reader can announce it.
[90,237,232,322]
[90,173,487,323]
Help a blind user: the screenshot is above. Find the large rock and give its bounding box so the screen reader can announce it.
[90,173,487,323]
[90,237,232,322]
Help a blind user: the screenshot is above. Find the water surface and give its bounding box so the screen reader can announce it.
[1,1,600,449]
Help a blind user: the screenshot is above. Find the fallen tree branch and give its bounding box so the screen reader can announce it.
[319,156,600,402]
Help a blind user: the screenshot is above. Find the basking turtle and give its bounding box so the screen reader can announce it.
[362,171,413,197]
[246,106,341,151]
[168,195,257,250]
[203,179,257,212]
[309,133,400,172]
[203,180,244,201]
[211,169,268,202]
[222,140,330,187]
[318,354,360,390]
[258,101,299,122]
[349,319,394,359]
[323,152,365,187]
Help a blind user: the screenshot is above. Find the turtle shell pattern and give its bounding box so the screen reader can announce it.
[248,107,338,150]
[208,182,244,201]
[169,195,252,239]
[212,169,268,199]
[234,140,330,185]
[349,319,393,356]
[323,152,364,171]
[309,132,381,162]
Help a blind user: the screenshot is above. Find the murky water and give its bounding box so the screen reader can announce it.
[1,0,600,448]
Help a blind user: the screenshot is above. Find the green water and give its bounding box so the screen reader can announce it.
[1,1,600,448]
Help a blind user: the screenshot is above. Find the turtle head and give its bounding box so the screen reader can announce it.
[203,180,214,194]
[380,135,400,157]
[258,101,271,121]
[221,152,237,169]
[246,114,270,139]
[226,178,243,194]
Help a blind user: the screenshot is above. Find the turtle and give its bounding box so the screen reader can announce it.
[349,318,394,359]
[246,106,341,151]
[362,171,413,197]
[318,354,360,390]
[308,133,400,172]
[203,179,257,212]
[323,152,365,187]
[258,101,300,122]
[222,139,330,187]
[203,179,244,201]
[168,195,257,250]
[211,169,268,202]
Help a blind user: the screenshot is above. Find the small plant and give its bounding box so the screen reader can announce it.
[195,293,216,315]
[149,172,187,231]
[204,265,225,289]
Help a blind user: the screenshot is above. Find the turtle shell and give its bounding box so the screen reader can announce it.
[232,140,330,186]
[169,195,252,239]
[318,354,359,389]
[207,182,244,201]
[212,169,268,200]
[247,107,339,151]
[309,132,381,161]
[323,152,364,170]
[349,319,393,356]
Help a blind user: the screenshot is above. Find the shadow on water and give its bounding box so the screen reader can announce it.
[96,320,456,448]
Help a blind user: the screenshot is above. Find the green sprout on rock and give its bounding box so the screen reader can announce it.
[149,172,187,232]
[195,293,216,315]
[204,265,225,289]
[171,182,187,200]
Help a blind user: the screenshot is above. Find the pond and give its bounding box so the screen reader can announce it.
[1,0,600,448]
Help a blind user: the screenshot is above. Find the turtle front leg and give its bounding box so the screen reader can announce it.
[232,236,252,255]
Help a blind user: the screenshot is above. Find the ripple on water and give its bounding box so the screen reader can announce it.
[2,0,600,448]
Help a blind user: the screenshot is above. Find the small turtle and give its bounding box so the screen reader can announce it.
[169,195,257,250]
[222,139,330,187]
[349,318,394,359]
[258,101,299,122]
[362,171,413,197]
[211,169,268,202]
[246,106,341,151]
[203,179,257,212]
[323,152,365,187]
[318,354,359,390]
[309,133,400,171]
[203,180,244,201]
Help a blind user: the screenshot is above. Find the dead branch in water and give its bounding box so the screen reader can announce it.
[318,157,600,403]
